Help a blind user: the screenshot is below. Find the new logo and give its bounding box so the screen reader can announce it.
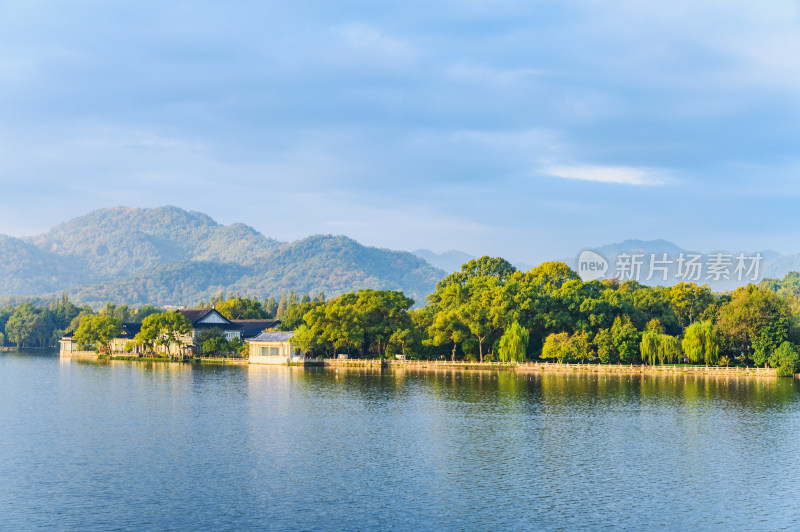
[577,250,609,281]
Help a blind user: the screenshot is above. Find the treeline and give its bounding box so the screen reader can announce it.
[282,258,800,375]
[6,259,800,377]
[198,290,326,319]
[0,297,163,348]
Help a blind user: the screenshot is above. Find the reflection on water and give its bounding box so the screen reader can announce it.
[2,351,799,530]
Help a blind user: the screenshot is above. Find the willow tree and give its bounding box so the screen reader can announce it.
[659,334,682,364]
[641,331,682,365]
[498,321,529,363]
[682,320,718,366]
[640,330,660,366]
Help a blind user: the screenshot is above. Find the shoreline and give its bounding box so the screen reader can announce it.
[55,350,784,377]
[326,359,781,378]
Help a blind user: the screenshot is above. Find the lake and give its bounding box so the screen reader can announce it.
[1,350,799,530]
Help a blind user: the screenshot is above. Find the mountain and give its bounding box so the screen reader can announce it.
[0,235,91,295]
[27,206,281,279]
[413,249,475,273]
[1,206,444,306]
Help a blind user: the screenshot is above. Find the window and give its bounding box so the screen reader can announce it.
[269,347,280,357]
[259,347,268,356]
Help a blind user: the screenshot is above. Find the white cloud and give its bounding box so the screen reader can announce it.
[540,164,668,186]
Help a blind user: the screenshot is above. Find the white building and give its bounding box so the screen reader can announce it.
[248,331,306,364]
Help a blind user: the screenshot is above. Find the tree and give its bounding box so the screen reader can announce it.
[215,295,267,320]
[132,304,163,322]
[641,330,682,365]
[134,312,192,356]
[427,308,469,361]
[279,301,323,331]
[264,296,278,318]
[388,327,417,358]
[6,303,54,348]
[276,292,288,317]
[436,256,516,290]
[716,285,790,365]
[670,282,714,330]
[682,321,718,366]
[570,331,592,362]
[611,316,640,364]
[73,315,122,353]
[769,342,799,376]
[752,320,788,368]
[659,335,683,364]
[594,328,617,364]
[426,282,470,361]
[197,327,227,356]
[542,332,569,363]
[518,261,581,290]
[458,276,513,362]
[353,290,415,357]
[498,321,529,363]
[641,330,660,366]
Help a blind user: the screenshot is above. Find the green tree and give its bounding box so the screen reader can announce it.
[769,341,799,376]
[6,303,54,348]
[132,304,163,322]
[682,320,718,366]
[542,332,569,362]
[264,296,278,318]
[498,321,529,362]
[716,285,790,365]
[611,316,640,364]
[215,295,267,320]
[426,308,469,361]
[73,314,122,353]
[594,328,617,364]
[670,282,714,330]
[752,320,788,367]
[134,312,192,356]
[640,330,660,366]
[436,256,516,290]
[570,331,592,362]
[276,292,288,317]
[659,334,683,364]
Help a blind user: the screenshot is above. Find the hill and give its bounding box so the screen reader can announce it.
[1,206,444,306]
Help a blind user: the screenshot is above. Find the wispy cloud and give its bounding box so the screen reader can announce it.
[539,164,668,186]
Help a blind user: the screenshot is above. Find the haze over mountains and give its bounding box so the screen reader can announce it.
[1,206,799,307]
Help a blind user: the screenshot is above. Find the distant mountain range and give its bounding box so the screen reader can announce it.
[2,206,798,307]
[0,206,444,306]
[415,239,797,291]
[412,249,533,274]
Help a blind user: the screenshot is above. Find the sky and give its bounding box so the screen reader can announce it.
[2,0,800,264]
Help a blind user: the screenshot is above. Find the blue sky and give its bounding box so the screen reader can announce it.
[2,0,800,263]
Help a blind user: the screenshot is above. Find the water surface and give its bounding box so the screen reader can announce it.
[1,351,799,530]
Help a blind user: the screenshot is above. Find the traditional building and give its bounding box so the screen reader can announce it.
[248,331,306,364]
[60,308,281,356]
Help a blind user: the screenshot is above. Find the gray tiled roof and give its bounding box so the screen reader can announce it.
[232,319,282,339]
[249,331,294,342]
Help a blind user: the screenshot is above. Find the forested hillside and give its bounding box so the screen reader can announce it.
[0,206,444,306]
